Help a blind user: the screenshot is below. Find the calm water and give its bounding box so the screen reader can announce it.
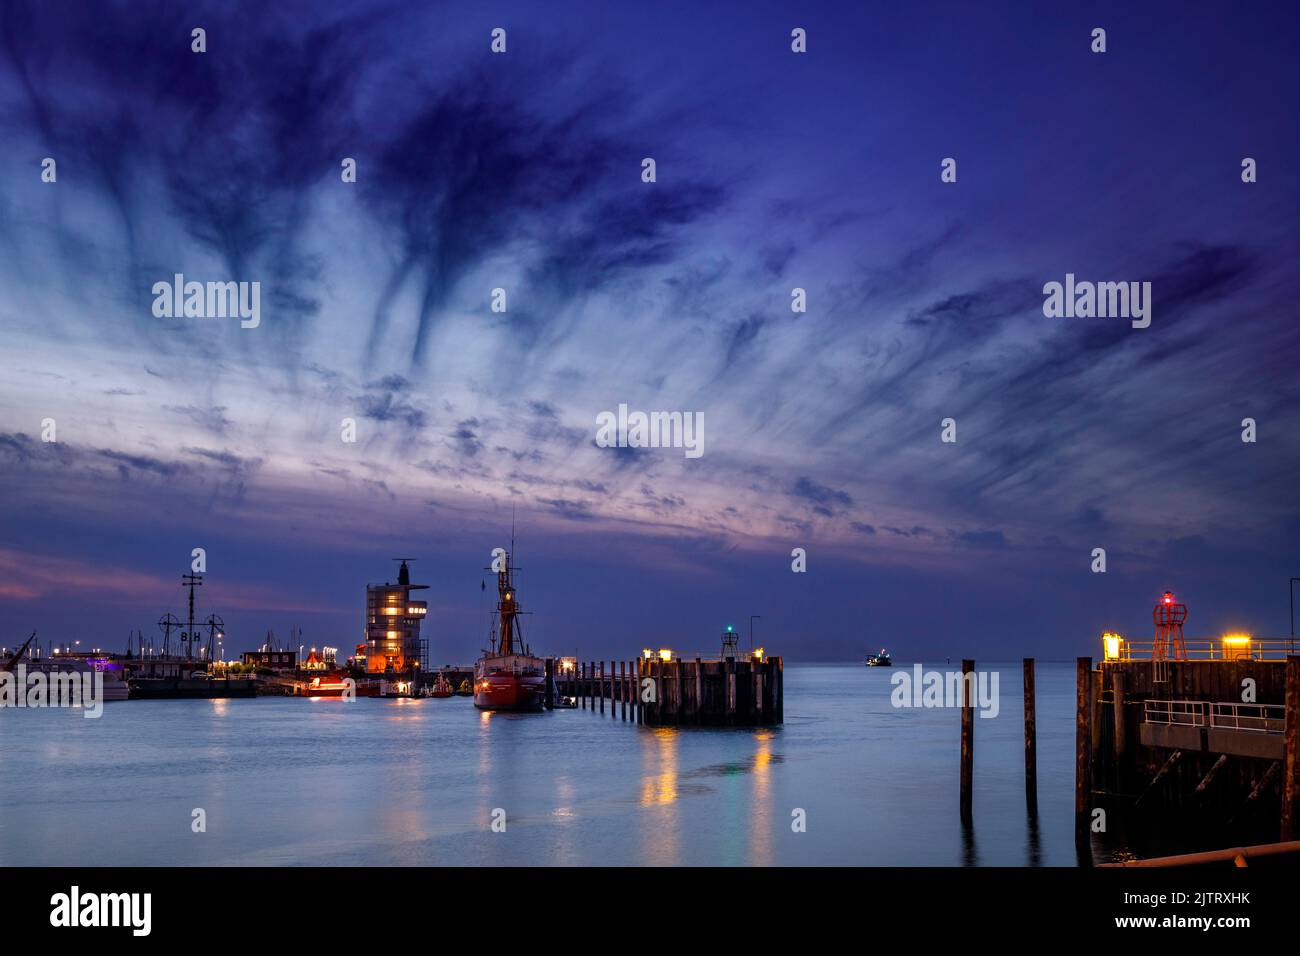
[0,663,1083,866]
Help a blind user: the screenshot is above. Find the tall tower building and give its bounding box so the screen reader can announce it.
[364,559,428,673]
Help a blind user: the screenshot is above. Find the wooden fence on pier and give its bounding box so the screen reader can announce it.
[550,656,782,726]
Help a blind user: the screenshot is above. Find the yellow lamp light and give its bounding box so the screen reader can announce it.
[642,648,653,660]
[1221,633,1252,660]
[1102,631,1123,661]
[752,647,765,661]
[658,648,673,662]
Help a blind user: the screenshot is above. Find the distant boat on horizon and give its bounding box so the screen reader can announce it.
[865,648,892,667]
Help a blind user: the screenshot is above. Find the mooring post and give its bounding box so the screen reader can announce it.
[1112,667,1128,786]
[776,656,783,723]
[544,657,554,711]
[694,657,703,726]
[724,655,737,726]
[651,658,661,726]
[632,659,639,724]
[620,660,626,720]
[960,659,974,823]
[582,662,588,710]
[673,658,681,725]
[1023,658,1037,810]
[1075,657,1094,848]
[1282,655,1300,840]
[599,661,605,715]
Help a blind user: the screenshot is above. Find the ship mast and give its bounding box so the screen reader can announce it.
[496,549,521,656]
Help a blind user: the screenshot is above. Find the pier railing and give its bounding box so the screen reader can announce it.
[1110,638,1298,661]
[1144,699,1286,734]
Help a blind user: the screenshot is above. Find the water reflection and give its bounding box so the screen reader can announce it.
[748,730,773,866]
[639,728,679,865]
[639,729,679,807]
[1026,806,1042,867]
[961,818,979,866]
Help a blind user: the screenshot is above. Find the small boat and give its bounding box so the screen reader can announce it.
[430,674,454,698]
[455,678,473,696]
[865,648,892,667]
[303,673,352,698]
[554,695,578,709]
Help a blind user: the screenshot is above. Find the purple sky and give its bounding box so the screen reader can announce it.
[1,0,1298,661]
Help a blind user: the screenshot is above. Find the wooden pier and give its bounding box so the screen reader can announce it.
[551,655,782,726]
[1078,650,1300,849]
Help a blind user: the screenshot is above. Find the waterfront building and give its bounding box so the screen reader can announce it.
[364,560,428,674]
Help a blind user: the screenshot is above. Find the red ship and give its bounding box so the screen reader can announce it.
[473,545,545,711]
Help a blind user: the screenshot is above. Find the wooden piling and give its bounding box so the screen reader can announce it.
[1282,656,1300,840]
[636,657,644,725]
[673,658,681,725]
[776,656,783,723]
[599,661,605,714]
[619,660,626,720]
[1075,657,1093,846]
[960,659,974,823]
[544,657,554,711]
[696,658,707,723]
[1195,754,1229,794]
[1111,667,1128,784]
[1023,658,1036,809]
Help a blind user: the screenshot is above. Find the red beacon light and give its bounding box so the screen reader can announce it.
[1153,590,1188,660]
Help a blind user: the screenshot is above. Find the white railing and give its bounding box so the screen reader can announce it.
[1144,699,1205,726]
[1209,702,1286,734]
[1144,699,1285,735]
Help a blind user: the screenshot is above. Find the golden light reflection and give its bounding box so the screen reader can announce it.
[639,728,680,807]
[209,698,229,717]
[749,730,773,866]
[638,728,680,865]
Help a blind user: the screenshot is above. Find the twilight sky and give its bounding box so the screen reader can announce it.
[1,0,1298,662]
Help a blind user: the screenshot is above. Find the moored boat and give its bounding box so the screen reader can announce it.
[302,673,352,698]
[865,648,893,667]
[473,545,545,712]
[430,673,454,698]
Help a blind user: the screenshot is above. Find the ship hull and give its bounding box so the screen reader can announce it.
[473,666,545,711]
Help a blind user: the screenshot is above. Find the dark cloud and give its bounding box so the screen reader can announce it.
[956,529,1007,549]
[792,477,853,514]
[537,497,596,522]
